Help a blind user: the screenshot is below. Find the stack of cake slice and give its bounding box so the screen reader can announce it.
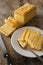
[18,28,43,50]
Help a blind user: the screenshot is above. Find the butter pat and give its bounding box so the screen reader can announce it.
[14,3,36,24]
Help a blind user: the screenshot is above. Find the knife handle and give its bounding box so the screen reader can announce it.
[4,53,12,65]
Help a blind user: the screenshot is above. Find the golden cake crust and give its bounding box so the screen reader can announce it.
[14,3,36,16]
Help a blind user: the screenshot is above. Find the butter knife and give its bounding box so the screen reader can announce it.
[29,48,43,63]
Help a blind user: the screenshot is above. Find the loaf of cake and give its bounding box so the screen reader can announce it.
[0,3,37,36]
[14,3,36,24]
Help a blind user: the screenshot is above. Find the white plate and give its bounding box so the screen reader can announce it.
[11,26,43,58]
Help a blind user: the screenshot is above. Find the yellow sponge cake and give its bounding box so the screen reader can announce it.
[17,28,43,50]
[0,22,16,36]
[21,28,29,40]
[14,3,36,24]
[4,16,23,28]
[18,39,27,48]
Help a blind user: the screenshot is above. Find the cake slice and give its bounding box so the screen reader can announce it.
[14,3,36,24]
[21,28,29,40]
[4,16,23,28]
[33,36,43,50]
[24,28,31,42]
[28,30,40,41]
[27,30,43,50]
[0,22,16,36]
[18,39,27,48]
[17,28,29,48]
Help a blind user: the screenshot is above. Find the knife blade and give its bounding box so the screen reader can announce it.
[0,35,12,65]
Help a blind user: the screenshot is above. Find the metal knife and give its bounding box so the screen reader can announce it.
[29,48,43,63]
[0,35,12,65]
